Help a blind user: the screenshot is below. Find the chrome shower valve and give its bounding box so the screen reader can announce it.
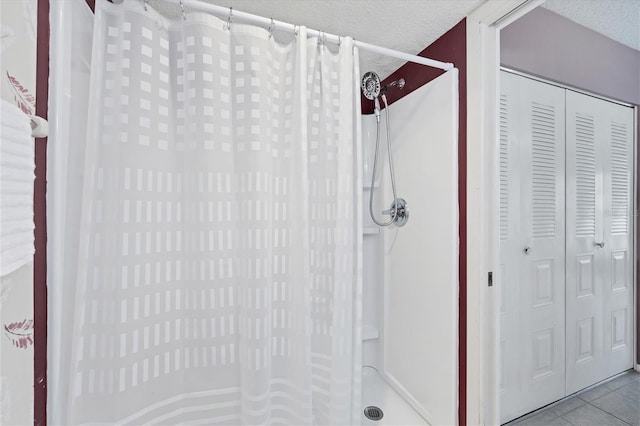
[382,198,409,227]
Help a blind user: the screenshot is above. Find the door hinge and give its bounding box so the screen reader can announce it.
[488,271,493,287]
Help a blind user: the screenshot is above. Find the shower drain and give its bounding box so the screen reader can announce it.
[364,405,384,421]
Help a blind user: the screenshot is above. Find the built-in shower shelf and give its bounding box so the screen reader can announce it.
[362,325,379,341]
[363,226,380,235]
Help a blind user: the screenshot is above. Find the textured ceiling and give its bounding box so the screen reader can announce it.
[542,0,640,51]
[193,0,484,79]
[155,0,639,79]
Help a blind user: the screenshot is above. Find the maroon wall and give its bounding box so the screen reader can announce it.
[363,20,468,424]
[502,6,640,367]
[34,0,49,424]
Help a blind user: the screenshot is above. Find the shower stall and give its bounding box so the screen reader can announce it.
[47,1,459,425]
[360,69,459,425]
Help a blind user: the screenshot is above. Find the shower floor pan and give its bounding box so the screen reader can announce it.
[361,366,428,425]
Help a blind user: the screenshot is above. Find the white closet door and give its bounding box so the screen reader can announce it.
[566,91,634,394]
[499,73,522,422]
[602,101,635,379]
[500,72,566,423]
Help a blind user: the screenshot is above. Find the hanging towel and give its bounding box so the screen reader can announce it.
[0,99,35,276]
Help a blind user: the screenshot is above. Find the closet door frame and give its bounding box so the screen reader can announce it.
[500,67,639,414]
[466,3,638,422]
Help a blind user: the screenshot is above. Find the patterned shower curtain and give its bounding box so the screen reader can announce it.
[55,1,363,424]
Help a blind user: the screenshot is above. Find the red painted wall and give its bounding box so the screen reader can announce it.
[363,19,467,425]
[34,1,49,424]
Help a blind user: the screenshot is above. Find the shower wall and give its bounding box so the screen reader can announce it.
[372,20,468,423]
[362,70,459,425]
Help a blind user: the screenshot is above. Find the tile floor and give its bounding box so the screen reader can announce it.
[506,370,640,426]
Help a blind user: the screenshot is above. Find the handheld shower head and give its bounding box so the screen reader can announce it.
[361,71,381,100]
[362,71,383,122]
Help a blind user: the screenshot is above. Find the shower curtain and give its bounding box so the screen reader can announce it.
[48,1,362,424]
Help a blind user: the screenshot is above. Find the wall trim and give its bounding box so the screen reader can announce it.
[634,105,638,378]
[465,1,544,424]
[501,67,636,108]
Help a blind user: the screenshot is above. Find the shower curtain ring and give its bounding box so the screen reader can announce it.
[180,0,186,20]
[293,25,299,39]
[268,18,275,39]
[225,7,233,31]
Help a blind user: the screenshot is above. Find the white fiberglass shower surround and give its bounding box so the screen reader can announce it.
[46,1,459,425]
[360,70,459,425]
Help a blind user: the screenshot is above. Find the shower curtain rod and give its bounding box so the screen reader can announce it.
[161,0,455,72]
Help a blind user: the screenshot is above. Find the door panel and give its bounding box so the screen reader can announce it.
[500,72,566,423]
[565,90,634,393]
[601,99,634,379]
[501,72,635,422]
[499,83,522,422]
[565,93,605,392]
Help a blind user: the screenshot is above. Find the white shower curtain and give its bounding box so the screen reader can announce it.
[49,1,363,424]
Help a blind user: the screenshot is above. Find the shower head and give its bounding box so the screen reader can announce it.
[361,71,381,100]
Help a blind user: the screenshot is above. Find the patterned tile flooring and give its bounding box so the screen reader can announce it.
[506,371,640,426]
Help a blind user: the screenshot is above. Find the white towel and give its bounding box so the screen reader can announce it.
[0,99,35,276]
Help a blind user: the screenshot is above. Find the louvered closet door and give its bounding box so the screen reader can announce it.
[500,72,566,423]
[566,91,634,394]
